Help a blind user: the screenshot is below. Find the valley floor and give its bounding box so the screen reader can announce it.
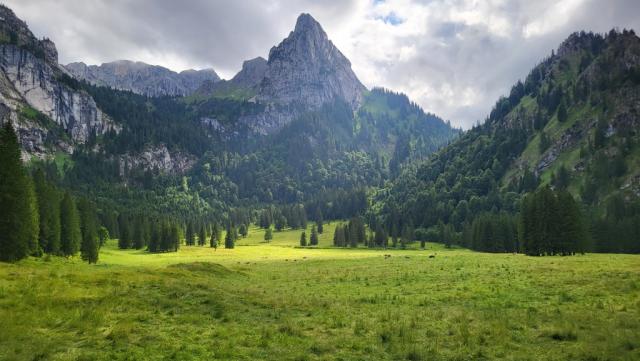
[1,225,639,361]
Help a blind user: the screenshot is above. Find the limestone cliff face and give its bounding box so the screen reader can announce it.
[0,5,118,158]
[259,14,366,110]
[65,60,220,97]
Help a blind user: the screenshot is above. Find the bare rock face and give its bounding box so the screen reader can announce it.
[259,14,366,109]
[231,57,268,89]
[236,14,367,134]
[0,5,118,157]
[119,144,195,175]
[65,60,220,97]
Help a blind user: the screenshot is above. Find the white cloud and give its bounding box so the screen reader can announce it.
[4,0,640,129]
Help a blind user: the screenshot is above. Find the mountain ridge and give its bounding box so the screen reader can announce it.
[64,60,220,97]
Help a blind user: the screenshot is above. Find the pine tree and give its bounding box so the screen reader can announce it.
[300,231,307,247]
[315,209,324,234]
[149,222,160,252]
[171,223,181,251]
[264,227,273,242]
[210,224,219,248]
[132,216,145,249]
[78,198,99,263]
[118,213,131,249]
[198,224,206,246]
[60,192,81,257]
[186,221,195,246]
[310,225,319,246]
[33,168,61,254]
[333,225,342,247]
[275,214,286,231]
[225,224,235,249]
[0,122,39,262]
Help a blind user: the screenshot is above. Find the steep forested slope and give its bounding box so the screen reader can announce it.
[376,30,640,253]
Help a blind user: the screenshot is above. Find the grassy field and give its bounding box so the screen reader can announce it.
[1,225,639,361]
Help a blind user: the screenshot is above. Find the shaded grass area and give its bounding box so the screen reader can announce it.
[1,227,639,360]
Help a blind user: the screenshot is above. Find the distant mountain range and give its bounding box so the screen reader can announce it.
[64,60,220,97]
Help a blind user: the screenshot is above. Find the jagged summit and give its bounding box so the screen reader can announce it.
[257,13,366,118]
[294,13,323,34]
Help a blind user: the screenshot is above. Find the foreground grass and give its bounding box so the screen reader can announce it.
[0,227,639,360]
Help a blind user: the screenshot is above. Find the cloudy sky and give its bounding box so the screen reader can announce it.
[5,0,640,128]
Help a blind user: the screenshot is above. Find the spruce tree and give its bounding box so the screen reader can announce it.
[33,168,61,254]
[333,225,342,247]
[186,221,195,246]
[60,192,81,257]
[0,122,39,262]
[78,198,99,263]
[210,224,219,248]
[225,224,235,249]
[132,216,145,249]
[118,213,131,249]
[171,223,181,251]
[310,225,318,246]
[300,231,307,247]
[264,227,273,242]
[198,224,206,246]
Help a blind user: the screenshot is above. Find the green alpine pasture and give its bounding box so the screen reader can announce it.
[1,225,639,361]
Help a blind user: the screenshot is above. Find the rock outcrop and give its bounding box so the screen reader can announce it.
[119,144,195,175]
[65,60,220,97]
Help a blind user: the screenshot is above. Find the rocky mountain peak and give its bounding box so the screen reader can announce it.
[258,13,366,112]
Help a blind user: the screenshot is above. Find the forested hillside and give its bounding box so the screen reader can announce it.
[375,29,640,253]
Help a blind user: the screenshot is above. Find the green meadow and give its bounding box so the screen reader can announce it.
[1,224,639,361]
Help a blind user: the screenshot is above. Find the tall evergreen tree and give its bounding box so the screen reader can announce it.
[171,223,181,251]
[132,216,146,249]
[0,122,39,262]
[310,225,319,246]
[78,198,99,263]
[60,192,81,257]
[118,213,131,249]
[300,231,307,247]
[186,221,195,246]
[225,224,235,249]
[210,224,220,248]
[33,168,61,254]
[198,224,206,246]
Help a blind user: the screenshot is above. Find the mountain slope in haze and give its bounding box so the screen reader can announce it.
[65,60,220,97]
[377,29,640,253]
